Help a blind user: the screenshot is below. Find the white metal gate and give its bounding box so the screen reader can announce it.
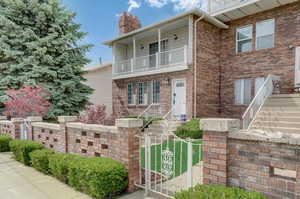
[136,134,203,198]
[20,119,29,140]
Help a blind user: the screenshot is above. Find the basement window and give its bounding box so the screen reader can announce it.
[235,79,252,105]
[236,25,253,53]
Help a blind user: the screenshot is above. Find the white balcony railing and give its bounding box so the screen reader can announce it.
[113,46,188,78]
[209,0,256,15]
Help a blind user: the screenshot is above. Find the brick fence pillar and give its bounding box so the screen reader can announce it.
[11,118,24,139]
[201,118,240,186]
[26,116,43,141]
[116,118,143,192]
[58,116,78,153]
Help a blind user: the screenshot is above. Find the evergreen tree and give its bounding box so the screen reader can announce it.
[0,0,93,118]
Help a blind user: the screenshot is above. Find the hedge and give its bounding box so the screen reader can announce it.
[68,157,128,198]
[0,135,12,152]
[175,184,268,199]
[175,118,202,139]
[9,140,44,165]
[48,153,82,183]
[30,149,55,174]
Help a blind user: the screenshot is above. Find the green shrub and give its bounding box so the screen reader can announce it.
[9,140,44,165]
[48,153,82,183]
[30,149,55,174]
[0,135,12,152]
[68,157,128,199]
[175,118,202,139]
[175,184,268,199]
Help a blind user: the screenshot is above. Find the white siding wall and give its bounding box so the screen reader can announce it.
[115,26,189,61]
[83,66,113,115]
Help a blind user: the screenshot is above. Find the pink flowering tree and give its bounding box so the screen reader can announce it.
[79,104,115,125]
[3,85,51,118]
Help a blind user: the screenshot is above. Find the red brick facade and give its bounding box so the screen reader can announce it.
[113,2,300,120]
[219,2,300,118]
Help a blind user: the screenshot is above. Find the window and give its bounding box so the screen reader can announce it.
[256,19,275,50]
[255,77,265,95]
[138,82,146,105]
[236,25,253,53]
[235,79,252,104]
[127,83,134,105]
[152,80,160,104]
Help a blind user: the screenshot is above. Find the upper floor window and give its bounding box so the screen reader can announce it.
[256,19,275,50]
[236,25,253,53]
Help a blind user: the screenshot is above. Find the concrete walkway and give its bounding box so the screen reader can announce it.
[0,152,91,199]
[0,152,152,199]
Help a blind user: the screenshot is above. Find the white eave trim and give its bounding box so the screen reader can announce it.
[104,8,228,46]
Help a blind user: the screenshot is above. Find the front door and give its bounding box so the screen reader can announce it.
[172,79,186,117]
[295,47,300,86]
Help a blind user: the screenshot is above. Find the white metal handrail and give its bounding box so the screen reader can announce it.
[242,74,280,129]
[138,103,155,119]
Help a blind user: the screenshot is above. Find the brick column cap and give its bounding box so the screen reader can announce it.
[27,116,43,122]
[201,118,240,133]
[116,118,143,128]
[58,116,78,123]
[11,118,24,123]
[0,116,7,120]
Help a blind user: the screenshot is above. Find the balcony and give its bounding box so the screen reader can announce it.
[113,46,188,79]
[209,0,298,22]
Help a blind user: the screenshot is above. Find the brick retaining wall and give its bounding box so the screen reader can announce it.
[201,118,300,199]
[0,116,143,191]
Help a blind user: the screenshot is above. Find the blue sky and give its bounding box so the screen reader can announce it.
[62,0,206,66]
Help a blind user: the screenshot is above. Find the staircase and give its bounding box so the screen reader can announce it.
[143,120,183,135]
[250,94,300,134]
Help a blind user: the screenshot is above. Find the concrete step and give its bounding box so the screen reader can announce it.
[255,116,300,122]
[257,111,300,117]
[264,102,300,107]
[251,126,300,134]
[271,94,300,98]
[261,107,300,112]
[252,121,300,128]
[266,98,300,103]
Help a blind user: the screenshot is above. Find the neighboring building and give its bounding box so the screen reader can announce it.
[104,1,300,120]
[83,63,113,114]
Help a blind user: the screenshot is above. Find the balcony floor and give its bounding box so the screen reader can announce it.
[112,65,189,80]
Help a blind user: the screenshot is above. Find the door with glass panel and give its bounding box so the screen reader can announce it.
[149,42,158,68]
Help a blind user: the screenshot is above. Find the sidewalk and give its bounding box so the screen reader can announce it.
[0,152,91,199]
[0,152,152,199]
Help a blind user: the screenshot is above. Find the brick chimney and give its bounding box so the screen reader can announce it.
[119,12,141,35]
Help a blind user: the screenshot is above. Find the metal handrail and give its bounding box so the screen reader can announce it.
[138,103,155,119]
[163,104,179,120]
[242,74,280,129]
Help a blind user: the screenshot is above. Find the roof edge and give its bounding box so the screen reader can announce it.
[103,8,228,46]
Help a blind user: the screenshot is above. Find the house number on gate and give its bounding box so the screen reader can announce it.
[162,148,174,178]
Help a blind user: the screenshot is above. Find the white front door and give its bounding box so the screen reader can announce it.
[172,79,186,117]
[295,47,300,86]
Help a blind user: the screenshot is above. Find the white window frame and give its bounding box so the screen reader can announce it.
[256,19,275,50]
[138,82,146,105]
[236,25,253,53]
[235,79,252,105]
[127,83,134,105]
[152,80,160,104]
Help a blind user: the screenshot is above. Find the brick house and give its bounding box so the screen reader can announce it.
[104,0,300,120]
